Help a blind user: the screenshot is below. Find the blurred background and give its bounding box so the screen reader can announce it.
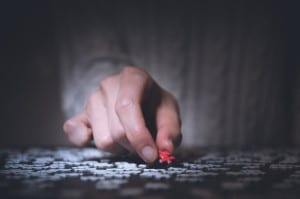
[0,0,299,147]
[1,1,65,146]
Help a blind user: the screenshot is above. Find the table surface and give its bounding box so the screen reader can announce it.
[0,147,300,199]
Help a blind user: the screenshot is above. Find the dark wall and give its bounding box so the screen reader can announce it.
[1,1,67,146]
[0,0,299,147]
[288,1,300,144]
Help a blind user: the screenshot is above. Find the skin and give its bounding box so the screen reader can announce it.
[63,66,182,163]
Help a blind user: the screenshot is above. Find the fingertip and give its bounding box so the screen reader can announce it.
[74,126,92,147]
[63,117,92,147]
[140,145,158,163]
[63,119,79,135]
[69,123,92,146]
[156,129,182,153]
[122,123,158,163]
[157,137,174,153]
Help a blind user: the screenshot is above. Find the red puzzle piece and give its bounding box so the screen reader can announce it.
[159,150,175,164]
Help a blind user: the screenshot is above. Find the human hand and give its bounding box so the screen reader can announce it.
[63,66,182,163]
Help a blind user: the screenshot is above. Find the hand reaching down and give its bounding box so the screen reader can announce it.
[63,66,182,163]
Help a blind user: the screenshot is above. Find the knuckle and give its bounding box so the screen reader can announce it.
[115,96,133,113]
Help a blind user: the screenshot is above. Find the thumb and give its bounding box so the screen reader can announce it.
[155,94,182,153]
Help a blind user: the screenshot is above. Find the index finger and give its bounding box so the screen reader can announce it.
[115,67,158,163]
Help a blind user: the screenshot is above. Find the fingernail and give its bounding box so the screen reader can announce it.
[142,146,156,163]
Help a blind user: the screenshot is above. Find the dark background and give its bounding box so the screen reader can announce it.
[0,0,299,147]
[1,1,65,146]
